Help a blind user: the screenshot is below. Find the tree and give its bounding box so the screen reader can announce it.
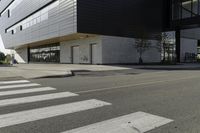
[135,32,152,64]
[5,54,12,64]
[0,51,6,62]
[156,32,176,63]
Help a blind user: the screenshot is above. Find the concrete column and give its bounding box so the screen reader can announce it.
[176,30,181,63]
[15,47,28,63]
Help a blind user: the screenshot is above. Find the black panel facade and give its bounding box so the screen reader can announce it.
[162,0,172,31]
[77,0,166,38]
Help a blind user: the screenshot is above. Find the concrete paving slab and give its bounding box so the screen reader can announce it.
[0,63,200,79]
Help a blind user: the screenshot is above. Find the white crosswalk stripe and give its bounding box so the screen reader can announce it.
[0,80,173,133]
[0,80,30,85]
[0,83,40,90]
[0,92,78,107]
[63,112,173,133]
[0,99,111,128]
[0,87,56,96]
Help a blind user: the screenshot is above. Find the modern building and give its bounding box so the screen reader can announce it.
[0,0,199,64]
[171,0,200,62]
[197,41,200,59]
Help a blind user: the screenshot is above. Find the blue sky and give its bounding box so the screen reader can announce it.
[0,35,10,54]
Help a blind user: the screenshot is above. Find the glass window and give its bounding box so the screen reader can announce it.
[192,0,198,15]
[6,0,60,34]
[1,0,23,17]
[197,48,200,54]
[172,0,200,20]
[182,0,192,18]
[29,43,60,63]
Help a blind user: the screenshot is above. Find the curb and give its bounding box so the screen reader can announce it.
[31,72,74,79]
[0,76,25,81]
[71,70,92,76]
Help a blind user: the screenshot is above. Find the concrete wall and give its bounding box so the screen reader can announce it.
[181,28,200,40]
[15,47,28,63]
[180,38,198,62]
[101,36,161,64]
[60,35,161,65]
[60,36,102,64]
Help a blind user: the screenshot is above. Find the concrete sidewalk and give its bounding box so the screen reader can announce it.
[133,63,200,70]
[0,64,131,79]
[0,65,71,79]
[0,63,200,79]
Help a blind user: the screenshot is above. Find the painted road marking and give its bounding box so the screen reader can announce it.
[0,83,40,90]
[0,87,56,96]
[0,92,78,107]
[75,76,199,94]
[63,112,173,133]
[0,99,111,128]
[0,80,30,85]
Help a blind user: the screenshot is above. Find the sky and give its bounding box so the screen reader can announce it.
[0,35,11,54]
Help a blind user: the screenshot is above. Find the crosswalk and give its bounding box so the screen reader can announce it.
[0,87,56,96]
[0,80,30,85]
[0,92,78,107]
[0,79,173,133]
[64,112,173,133]
[0,83,40,90]
[0,99,111,128]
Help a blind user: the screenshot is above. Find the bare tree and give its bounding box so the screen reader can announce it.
[135,37,151,64]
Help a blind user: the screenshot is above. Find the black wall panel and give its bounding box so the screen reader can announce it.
[77,0,167,38]
[162,0,172,31]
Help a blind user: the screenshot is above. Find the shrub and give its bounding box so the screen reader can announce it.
[0,52,6,62]
[5,54,12,64]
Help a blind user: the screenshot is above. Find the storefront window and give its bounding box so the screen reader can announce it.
[29,43,60,63]
[161,32,176,62]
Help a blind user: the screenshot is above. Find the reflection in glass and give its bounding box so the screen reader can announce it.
[29,43,60,63]
[182,0,192,18]
[172,0,200,20]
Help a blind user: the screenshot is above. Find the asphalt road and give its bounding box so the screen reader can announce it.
[1,70,200,133]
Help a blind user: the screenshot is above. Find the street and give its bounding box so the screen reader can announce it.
[1,0,200,132]
[1,69,200,133]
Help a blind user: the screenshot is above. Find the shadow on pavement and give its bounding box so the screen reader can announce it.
[138,67,200,71]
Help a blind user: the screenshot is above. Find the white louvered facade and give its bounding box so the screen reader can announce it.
[0,0,77,49]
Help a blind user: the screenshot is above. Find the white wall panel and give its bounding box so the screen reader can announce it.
[0,0,13,13]
[1,0,77,49]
